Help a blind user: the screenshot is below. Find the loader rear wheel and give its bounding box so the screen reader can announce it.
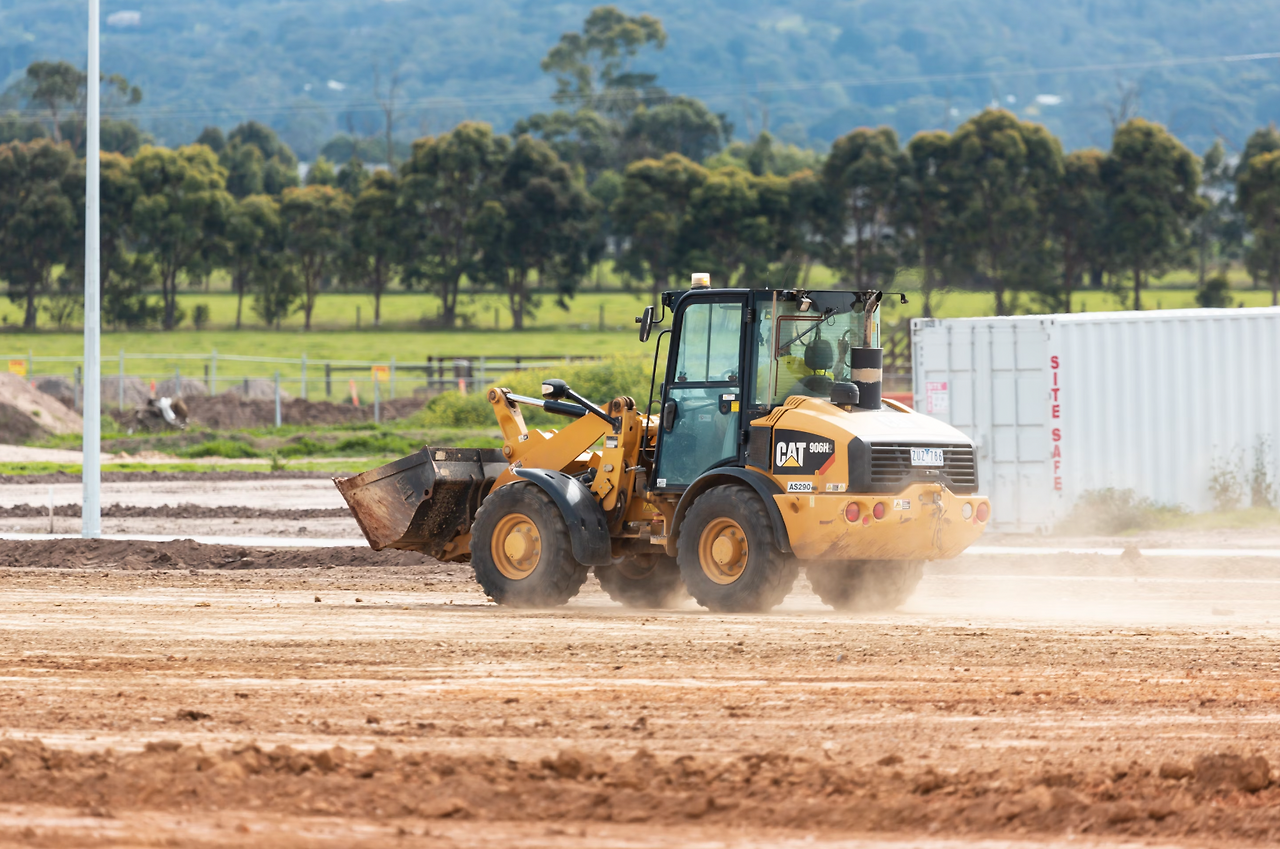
[806,560,924,612]
[471,483,589,608]
[677,486,797,613]
[595,555,685,609]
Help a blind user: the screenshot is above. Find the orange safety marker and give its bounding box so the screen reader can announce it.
[349,379,360,407]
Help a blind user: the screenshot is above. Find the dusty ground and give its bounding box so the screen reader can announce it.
[1,475,1280,846]
[2,538,1280,847]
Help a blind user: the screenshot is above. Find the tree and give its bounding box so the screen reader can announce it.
[1237,149,1280,306]
[225,194,282,329]
[25,61,84,143]
[62,150,155,328]
[898,130,952,317]
[130,144,234,329]
[336,156,369,196]
[223,121,300,196]
[517,7,671,178]
[346,171,399,326]
[822,126,907,289]
[399,122,509,327]
[612,153,707,305]
[477,136,597,329]
[946,110,1063,315]
[0,140,78,329]
[706,132,824,177]
[1197,140,1245,288]
[623,97,726,163]
[1102,118,1203,310]
[542,5,667,118]
[1049,149,1107,313]
[280,185,351,330]
[305,156,338,187]
[680,166,797,288]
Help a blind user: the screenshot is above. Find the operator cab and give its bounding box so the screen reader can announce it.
[638,277,902,493]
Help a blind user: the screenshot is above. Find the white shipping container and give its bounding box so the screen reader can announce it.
[911,307,1280,532]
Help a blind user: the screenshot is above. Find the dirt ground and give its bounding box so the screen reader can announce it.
[2,546,1280,846]
[2,476,1280,846]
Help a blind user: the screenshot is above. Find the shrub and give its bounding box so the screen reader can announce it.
[413,356,653,429]
[178,438,262,459]
[192,303,211,330]
[1195,274,1234,309]
[1059,488,1187,535]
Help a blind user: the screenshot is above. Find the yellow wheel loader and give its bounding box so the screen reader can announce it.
[336,281,990,612]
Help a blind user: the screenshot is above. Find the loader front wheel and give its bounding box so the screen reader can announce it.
[677,486,797,613]
[471,483,589,608]
[595,555,685,609]
[806,560,924,612]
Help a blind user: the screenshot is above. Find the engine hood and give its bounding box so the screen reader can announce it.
[770,396,972,446]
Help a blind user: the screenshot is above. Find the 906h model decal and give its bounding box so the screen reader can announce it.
[772,429,837,475]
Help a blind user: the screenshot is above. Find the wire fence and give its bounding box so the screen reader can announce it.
[4,349,915,425]
[2,351,605,420]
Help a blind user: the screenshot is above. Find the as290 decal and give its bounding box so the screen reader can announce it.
[772,429,836,475]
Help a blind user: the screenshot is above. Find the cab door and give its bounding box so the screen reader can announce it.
[653,294,747,491]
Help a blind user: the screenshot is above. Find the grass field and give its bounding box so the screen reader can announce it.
[3,285,1277,395]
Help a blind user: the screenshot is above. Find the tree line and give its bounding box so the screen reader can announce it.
[2,7,1280,332]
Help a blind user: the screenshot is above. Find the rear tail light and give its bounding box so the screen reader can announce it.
[844,502,860,523]
[872,502,886,520]
[976,502,990,523]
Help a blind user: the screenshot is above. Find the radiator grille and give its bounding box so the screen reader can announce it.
[868,443,978,491]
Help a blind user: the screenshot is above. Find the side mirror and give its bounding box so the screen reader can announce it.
[662,399,678,432]
[541,378,569,401]
[636,305,654,342]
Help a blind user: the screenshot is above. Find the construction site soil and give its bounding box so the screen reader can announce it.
[2,526,1280,847]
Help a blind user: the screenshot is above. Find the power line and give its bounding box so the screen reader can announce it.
[4,49,1279,124]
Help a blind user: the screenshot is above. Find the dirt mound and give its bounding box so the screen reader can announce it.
[180,394,425,430]
[0,538,451,573]
[0,470,342,484]
[0,372,82,444]
[0,503,350,520]
[0,739,1276,841]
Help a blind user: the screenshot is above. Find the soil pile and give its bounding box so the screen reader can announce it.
[0,739,1277,842]
[0,503,350,520]
[0,373,82,444]
[181,394,424,430]
[0,538,458,573]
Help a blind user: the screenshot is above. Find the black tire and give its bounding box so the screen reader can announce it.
[470,483,590,608]
[806,560,924,612]
[595,555,686,609]
[677,486,797,613]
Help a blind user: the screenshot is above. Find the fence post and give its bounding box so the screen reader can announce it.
[389,355,396,400]
[274,370,282,428]
[478,356,486,391]
[374,376,380,425]
[74,365,82,411]
[599,302,605,332]
[118,350,124,411]
[301,353,308,400]
[210,348,217,395]
[325,362,331,397]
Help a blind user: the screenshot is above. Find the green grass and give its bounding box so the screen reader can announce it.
[5,284,1276,401]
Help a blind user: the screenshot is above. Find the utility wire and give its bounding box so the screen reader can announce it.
[3,49,1279,123]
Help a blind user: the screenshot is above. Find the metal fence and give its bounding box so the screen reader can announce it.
[2,351,605,416]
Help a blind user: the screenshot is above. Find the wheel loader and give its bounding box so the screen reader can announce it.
[336,278,990,612]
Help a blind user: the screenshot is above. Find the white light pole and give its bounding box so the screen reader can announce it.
[83,0,102,538]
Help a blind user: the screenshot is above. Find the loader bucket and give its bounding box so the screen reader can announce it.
[334,447,503,559]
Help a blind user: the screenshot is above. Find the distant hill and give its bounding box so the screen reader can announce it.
[3,0,1279,158]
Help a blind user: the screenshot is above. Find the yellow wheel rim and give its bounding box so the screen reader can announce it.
[492,512,541,580]
[698,517,749,585]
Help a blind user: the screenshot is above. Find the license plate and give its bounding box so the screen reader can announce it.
[910,447,944,467]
